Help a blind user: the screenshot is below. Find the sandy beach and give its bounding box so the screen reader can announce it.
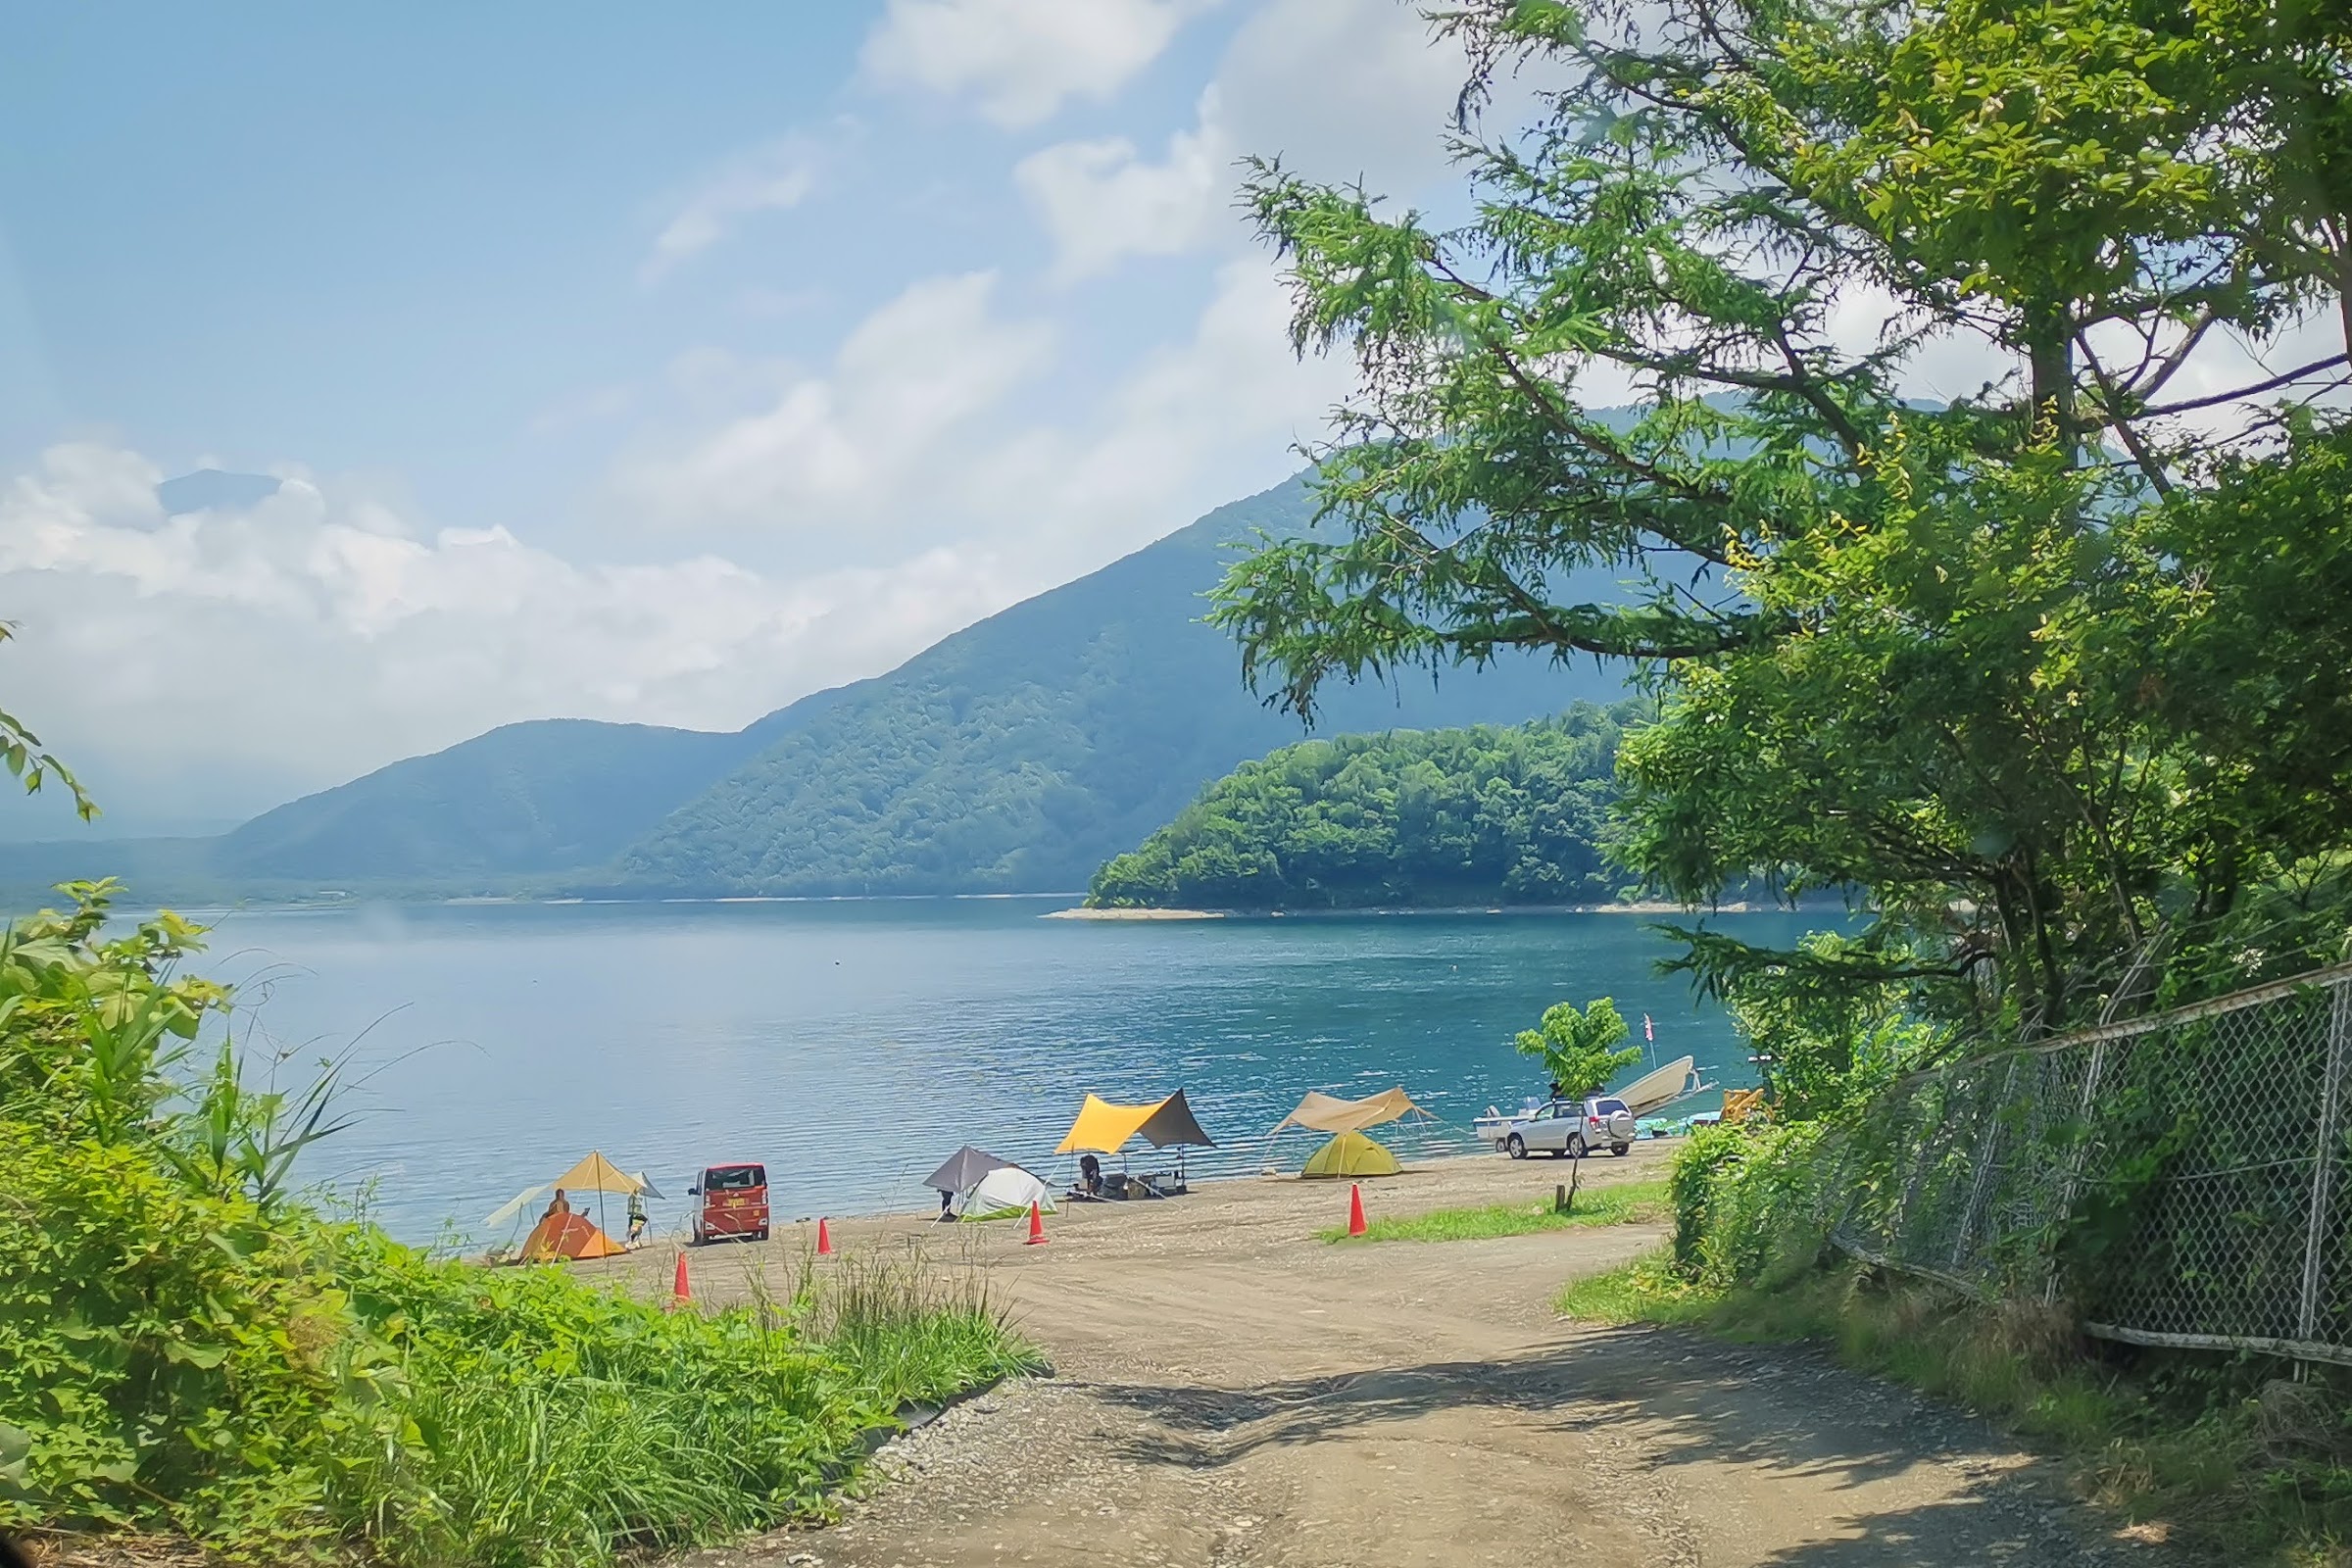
[589,1151,2160,1568]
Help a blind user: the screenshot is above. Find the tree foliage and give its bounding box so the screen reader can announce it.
[1087,703,1636,909]
[1514,996,1643,1100]
[1211,0,2352,1045]
[0,622,94,825]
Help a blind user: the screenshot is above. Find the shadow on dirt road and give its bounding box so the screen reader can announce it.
[645,1153,2169,1566]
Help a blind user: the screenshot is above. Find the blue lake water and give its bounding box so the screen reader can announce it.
[183,897,1825,1245]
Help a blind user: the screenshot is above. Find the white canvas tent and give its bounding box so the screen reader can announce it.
[957,1164,1055,1221]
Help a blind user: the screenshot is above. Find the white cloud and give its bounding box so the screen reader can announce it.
[617,271,1055,525]
[1015,88,1228,282]
[643,135,823,282]
[1015,0,1476,281]
[941,257,1352,566]
[859,0,1217,128]
[0,443,1014,817]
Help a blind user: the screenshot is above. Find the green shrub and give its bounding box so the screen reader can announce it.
[0,886,1035,1565]
[1667,1120,1838,1291]
[0,1119,371,1551]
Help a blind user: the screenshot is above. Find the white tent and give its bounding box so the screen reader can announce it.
[957,1164,1055,1221]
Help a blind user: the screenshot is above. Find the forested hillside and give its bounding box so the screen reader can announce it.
[1086,704,1640,910]
[218,716,789,880]
[597,476,1624,896]
[0,471,1629,906]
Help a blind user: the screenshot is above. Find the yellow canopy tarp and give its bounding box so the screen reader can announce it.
[520,1211,625,1261]
[1054,1090,1216,1153]
[1301,1130,1401,1179]
[1271,1086,1429,1136]
[551,1151,643,1195]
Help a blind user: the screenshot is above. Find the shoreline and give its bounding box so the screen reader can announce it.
[564,1141,1708,1252]
[1047,901,1762,921]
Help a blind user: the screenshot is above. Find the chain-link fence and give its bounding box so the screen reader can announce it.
[1828,961,2352,1364]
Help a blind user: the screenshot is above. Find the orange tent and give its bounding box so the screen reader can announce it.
[519,1210,625,1262]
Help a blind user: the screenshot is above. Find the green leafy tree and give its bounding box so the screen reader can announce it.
[1515,997,1643,1100]
[1089,704,1636,909]
[1209,0,2352,1046]
[0,623,94,824]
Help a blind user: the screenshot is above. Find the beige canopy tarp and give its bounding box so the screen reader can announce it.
[552,1151,644,1195]
[1054,1090,1217,1154]
[1270,1086,1430,1136]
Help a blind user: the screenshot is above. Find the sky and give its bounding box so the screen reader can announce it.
[1,1,2331,840]
[0,0,1505,836]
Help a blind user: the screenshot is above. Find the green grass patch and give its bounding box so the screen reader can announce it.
[1322,1178,1669,1243]
[1559,1250,2352,1563]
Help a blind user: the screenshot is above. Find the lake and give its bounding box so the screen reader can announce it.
[184,898,1826,1245]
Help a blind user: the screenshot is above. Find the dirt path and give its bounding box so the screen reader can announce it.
[600,1151,2167,1567]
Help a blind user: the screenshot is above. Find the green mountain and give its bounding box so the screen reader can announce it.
[1086,704,1639,911]
[0,472,1626,906]
[219,717,786,881]
[597,477,1621,896]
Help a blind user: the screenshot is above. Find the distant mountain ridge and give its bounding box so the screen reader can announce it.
[0,470,1629,905]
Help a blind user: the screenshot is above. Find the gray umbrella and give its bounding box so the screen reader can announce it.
[923,1145,1013,1193]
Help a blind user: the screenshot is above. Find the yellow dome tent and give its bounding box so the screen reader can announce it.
[1301,1129,1401,1179]
[1268,1085,1430,1178]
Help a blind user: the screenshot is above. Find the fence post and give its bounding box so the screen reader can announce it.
[2296,980,2352,1353]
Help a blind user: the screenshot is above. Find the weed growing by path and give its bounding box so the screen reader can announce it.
[1560,1251,2352,1562]
[1321,1179,1668,1243]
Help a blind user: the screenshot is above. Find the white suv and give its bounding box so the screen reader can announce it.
[1499,1097,1637,1159]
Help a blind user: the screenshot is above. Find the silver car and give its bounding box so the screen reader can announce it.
[1499,1097,1638,1159]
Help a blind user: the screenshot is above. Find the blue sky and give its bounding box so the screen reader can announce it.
[0,1,1494,833]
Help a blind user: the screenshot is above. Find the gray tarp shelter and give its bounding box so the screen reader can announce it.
[922,1145,1015,1194]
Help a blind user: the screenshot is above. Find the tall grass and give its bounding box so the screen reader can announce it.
[804,1248,1028,1409]
[336,1236,1039,1568]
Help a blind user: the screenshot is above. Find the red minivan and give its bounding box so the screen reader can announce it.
[689,1162,769,1244]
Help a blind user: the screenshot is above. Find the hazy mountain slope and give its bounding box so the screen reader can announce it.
[605,476,1627,896]
[212,720,768,881]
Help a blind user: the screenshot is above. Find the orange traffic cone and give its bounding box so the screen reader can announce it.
[1024,1200,1048,1246]
[1347,1183,1367,1238]
[816,1217,834,1256]
[670,1250,690,1308]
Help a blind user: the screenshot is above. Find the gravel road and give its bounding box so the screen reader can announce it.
[594,1149,2174,1567]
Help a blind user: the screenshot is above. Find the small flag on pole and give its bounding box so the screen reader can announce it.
[1643,1013,1654,1042]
